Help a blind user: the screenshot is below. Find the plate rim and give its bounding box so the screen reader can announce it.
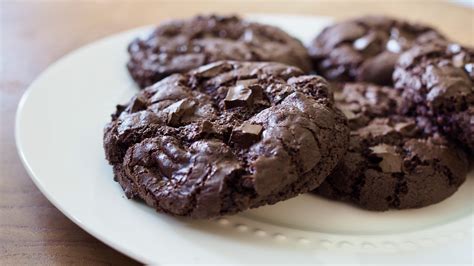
[14,24,163,264]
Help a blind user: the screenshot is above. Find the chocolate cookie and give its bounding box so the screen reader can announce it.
[127,14,312,88]
[393,41,474,151]
[104,61,349,218]
[308,16,444,85]
[315,116,468,210]
[333,82,401,129]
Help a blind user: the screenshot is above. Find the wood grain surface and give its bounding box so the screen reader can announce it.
[1,1,472,264]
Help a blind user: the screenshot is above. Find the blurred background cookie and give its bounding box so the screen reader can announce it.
[127,14,312,88]
[308,16,445,85]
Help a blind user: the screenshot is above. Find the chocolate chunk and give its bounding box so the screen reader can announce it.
[127,94,148,113]
[230,122,263,147]
[357,118,395,138]
[369,144,402,173]
[193,61,233,78]
[224,84,253,108]
[164,98,196,126]
[239,122,263,136]
[358,51,399,85]
[236,78,258,87]
[394,121,416,135]
[200,120,215,134]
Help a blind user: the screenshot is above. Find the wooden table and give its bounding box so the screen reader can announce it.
[1,1,472,264]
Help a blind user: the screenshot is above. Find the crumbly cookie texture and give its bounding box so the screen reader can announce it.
[104,61,349,218]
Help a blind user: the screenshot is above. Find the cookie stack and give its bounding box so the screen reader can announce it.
[103,14,472,218]
[308,16,472,210]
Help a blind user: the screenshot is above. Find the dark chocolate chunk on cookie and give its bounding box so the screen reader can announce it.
[308,15,444,85]
[104,61,349,218]
[393,41,474,151]
[127,14,312,88]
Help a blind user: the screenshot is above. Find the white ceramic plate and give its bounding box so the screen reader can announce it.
[16,14,473,265]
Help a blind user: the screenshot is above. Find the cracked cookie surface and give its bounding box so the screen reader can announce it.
[104,61,349,218]
[331,82,402,129]
[127,14,312,88]
[314,83,468,210]
[308,16,444,85]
